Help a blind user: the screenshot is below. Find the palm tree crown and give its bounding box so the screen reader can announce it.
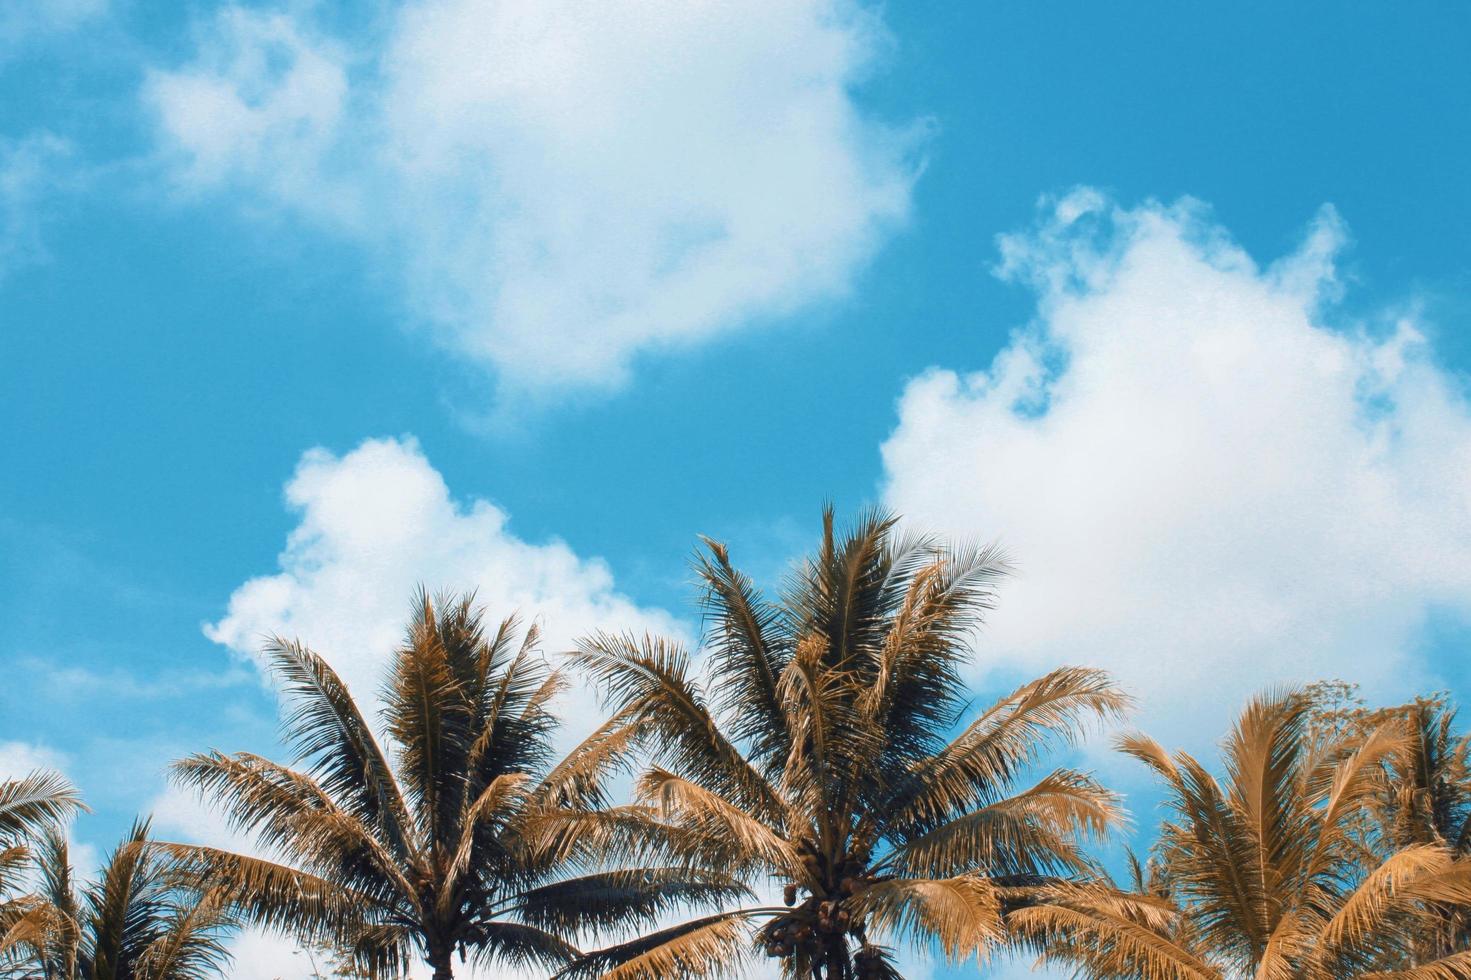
[163,591,744,979]
[569,509,1128,979]
[22,820,235,980]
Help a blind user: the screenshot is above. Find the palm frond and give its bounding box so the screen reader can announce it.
[264,636,415,863]
[570,632,786,824]
[888,667,1128,832]
[1007,896,1220,980]
[884,768,1118,879]
[636,768,798,875]
[1362,951,1471,979]
[696,535,791,766]
[153,842,383,945]
[168,751,412,906]
[556,910,756,980]
[856,874,1003,963]
[1317,844,1451,959]
[505,866,750,935]
[0,771,84,843]
[385,591,470,847]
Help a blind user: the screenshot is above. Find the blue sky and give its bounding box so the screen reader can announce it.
[3,2,1471,976]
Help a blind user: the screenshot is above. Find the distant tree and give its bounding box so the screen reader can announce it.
[1307,684,1471,961]
[564,509,1127,979]
[1011,690,1471,979]
[21,821,235,979]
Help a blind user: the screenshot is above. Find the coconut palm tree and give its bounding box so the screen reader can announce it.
[565,509,1128,979]
[160,591,745,980]
[1009,690,1471,979]
[14,820,235,979]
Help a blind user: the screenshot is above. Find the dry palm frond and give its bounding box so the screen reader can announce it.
[1007,888,1220,980]
[1,821,243,980]
[504,866,750,936]
[266,636,414,846]
[636,768,798,874]
[464,920,582,973]
[569,631,787,824]
[696,535,791,767]
[1317,844,1451,956]
[856,874,1003,962]
[528,707,649,810]
[131,887,235,980]
[1362,951,1471,979]
[890,667,1129,831]
[884,768,1117,880]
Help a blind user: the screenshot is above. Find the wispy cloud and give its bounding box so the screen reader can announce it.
[143,0,923,397]
[0,0,106,55]
[882,190,1471,747]
[0,132,75,277]
[13,658,253,702]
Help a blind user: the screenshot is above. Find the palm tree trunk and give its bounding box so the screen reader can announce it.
[428,949,454,980]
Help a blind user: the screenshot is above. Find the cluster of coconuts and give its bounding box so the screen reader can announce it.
[762,848,875,970]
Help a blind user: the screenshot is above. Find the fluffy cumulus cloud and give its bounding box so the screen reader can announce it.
[206,435,682,720]
[882,190,1471,746]
[145,0,920,393]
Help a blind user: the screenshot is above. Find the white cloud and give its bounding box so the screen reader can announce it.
[144,0,920,394]
[881,191,1471,747]
[0,740,68,781]
[206,435,682,734]
[15,658,253,702]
